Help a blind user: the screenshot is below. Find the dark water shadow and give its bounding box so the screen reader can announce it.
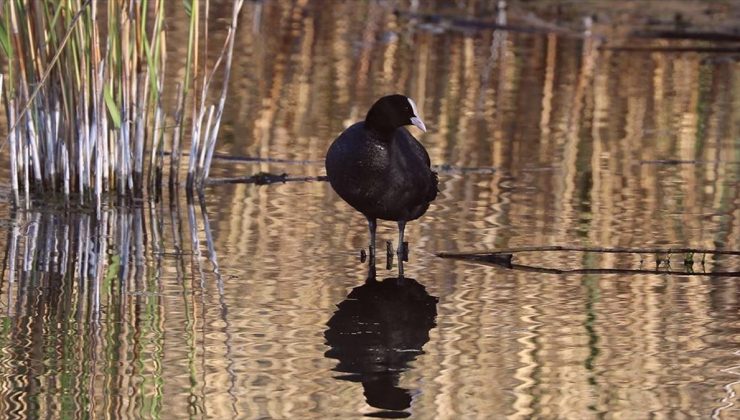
[324,275,438,418]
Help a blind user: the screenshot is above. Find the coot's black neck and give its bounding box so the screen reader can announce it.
[364,108,401,139]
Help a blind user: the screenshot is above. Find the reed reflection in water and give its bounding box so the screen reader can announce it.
[0,200,232,418]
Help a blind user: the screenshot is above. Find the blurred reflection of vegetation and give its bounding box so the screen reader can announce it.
[0,199,227,418]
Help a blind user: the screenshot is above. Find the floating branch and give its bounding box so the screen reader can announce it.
[630,29,740,43]
[394,10,582,37]
[207,153,324,165]
[639,159,740,166]
[602,45,740,53]
[440,245,740,256]
[438,246,740,277]
[196,157,497,181]
[206,173,328,186]
[449,260,740,277]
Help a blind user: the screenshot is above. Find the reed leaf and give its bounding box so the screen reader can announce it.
[103,84,121,129]
[0,20,11,56]
[183,0,193,18]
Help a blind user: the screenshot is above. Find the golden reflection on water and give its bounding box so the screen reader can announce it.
[0,1,739,418]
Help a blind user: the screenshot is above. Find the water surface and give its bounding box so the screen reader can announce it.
[0,1,739,418]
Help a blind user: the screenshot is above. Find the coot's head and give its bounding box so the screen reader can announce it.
[365,94,427,134]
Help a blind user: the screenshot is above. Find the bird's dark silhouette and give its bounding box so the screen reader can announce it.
[326,95,438,276]
[324,275,438,417]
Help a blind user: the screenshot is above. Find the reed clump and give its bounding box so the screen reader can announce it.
[1,0,244,208]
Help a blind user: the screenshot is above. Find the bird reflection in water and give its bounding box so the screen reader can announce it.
[324,272,438,418]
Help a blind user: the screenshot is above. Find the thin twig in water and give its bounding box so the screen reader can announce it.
[205,174,328,185]
[439,245,740,257]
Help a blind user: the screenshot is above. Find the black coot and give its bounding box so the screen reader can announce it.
[325,94,438,275]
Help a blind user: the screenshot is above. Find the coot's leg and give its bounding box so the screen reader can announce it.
[396,221,406,278]
[366,216,377,261]
[366,261,376,281]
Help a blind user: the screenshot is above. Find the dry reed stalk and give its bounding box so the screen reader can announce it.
[170,0,200,189]
[22,119,30,207]
[133,73,148,195]
[192,0,245,189]
[146,0,167,194]
[201,0,245,187]
[196,105,215,177]
[149,89,164,193]
[169,80,183,191]
[8,98,20,204]
[186,103,206,190]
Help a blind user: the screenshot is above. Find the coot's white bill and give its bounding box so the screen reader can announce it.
[410,116,427,133]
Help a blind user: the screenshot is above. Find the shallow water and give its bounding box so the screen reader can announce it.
[1,1,739,419]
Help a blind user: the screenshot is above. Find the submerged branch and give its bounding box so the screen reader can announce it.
[629,29,740,43]
[394,10,582,37]
[439,245,740,257]
[206,173,327,185]
[439,246,740,277]
[602,45,740,53]
[473,261,740,277]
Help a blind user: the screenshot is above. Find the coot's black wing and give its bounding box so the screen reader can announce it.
[406,131,431,168]
[399,129,438,203]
